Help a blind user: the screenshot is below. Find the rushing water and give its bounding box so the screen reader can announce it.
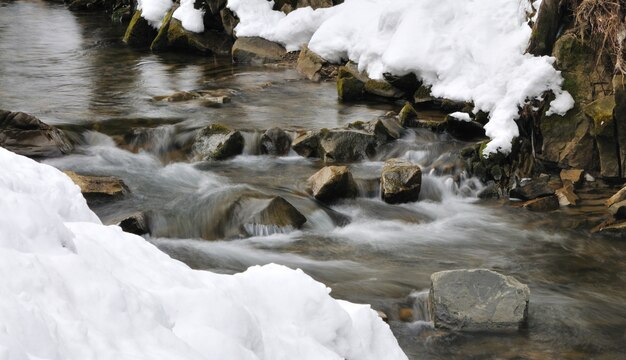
[2,2,626,359]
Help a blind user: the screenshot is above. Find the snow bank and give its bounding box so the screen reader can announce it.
[0,147,406,360]
[173,0,206,33]
[227,0,574,155]
[137,0,173,28]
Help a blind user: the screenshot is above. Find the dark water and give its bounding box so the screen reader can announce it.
[2,2,626,359]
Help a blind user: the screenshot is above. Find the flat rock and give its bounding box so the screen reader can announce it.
[510,178,554,201]
[64,171,128,200]
[429,269,530,331]
[0,110,73,158]
[307,166,357,203]
[381,159,422,204]
[522,194,560,212]
[193,124,244,160]
[232,37,286,64]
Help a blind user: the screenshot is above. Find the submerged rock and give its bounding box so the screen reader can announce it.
[193,124,244,160]
[232,37,286,64]
[0,110,73,158]
[260,127,292,156]
[64,171,129,201]
[429,269,530,331]
[380,159,422,204]
[308,166,357,203]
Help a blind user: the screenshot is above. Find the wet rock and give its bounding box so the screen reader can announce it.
[260,127,291,156]
[64,171,129,201]
[522,194,560,211]
[445,114,486,141]
[319,130,377,163]
[477,181,501,200]
[193,124,244,160]
[364,79,404,99]
[559,168,584,188]
[154,90,230,105]
[383,72,420,95]
[337,63,368,101]
[220,8,239,37]
[68,0,103,11]
[153,16,233,55]
[555,182,579,207]
[373,116,404,141]
[609,200,626,220]
[123,10,158,47]
[429,269,530,331]
[296,46,326,82]
[234,196,307,236]
[119,212,149,235]
[380,159,422,204]
[607,186,626,207]
[591,219,626,235]
[509,178,554,201]
[398,102,418,127]
[232,37,286,64]
[292,131,321,158]
[527,0,562,56]
[308,166,357,203]
[0,110,73,158]
[413,84,435,105]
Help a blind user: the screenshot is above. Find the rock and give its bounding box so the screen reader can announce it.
[153,90,230,104]
[64,171,129,200]
[232,37,286,64]
[377,310,389,323]
[292,131,321,158]
[607,186,626,207]
[398,102,418,127]
[307,166,357,202]
[373,116,404,141]
[509,178,554,200]
[559,168,584,188]
[154,17,233,55]
[220,8,239,37]
[383,72,420,95]
[364,79,404,99]
[521,194,560,212]
[380,159,422,204]
[413,84,435,105]
[234,196,307,236]
[585,96,619,178]
[119,213,149,235]
[296,0,333,9]
[398,308,413,322]
[591,219,626,235]
[260,127,291,156]
[296,46,326,82]
[445,115,486,141]
[612,75,626,178]
[0,110,73,158]
[193,124,244,160]
[527,0,563,56]
[337,63,368,101]
[555,182,579,206]
[319,130,377,163]
[609,200,626,220]
[429,269,530,331]
[123,10,158,47]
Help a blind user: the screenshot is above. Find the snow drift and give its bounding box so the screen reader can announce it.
[0,147,407,360]
[227,0,574,154]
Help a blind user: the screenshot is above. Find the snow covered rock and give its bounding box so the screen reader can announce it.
[0,146,408,360]
[429,269,530,331]
[0,110,73,158]
[193,124,245,160]
[232,37,287,64]
[445,113,486,141]
[380,159,422,204]
[308,165,357,202]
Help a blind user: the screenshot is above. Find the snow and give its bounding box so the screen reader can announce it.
[137,0,174,28]
[0,147,407,360]
[173,0,206,33]
[449,112,472,122]
[227,0,574,155]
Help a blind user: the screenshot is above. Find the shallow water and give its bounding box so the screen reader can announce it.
[2,2,626,359]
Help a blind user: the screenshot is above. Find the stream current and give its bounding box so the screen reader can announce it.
[1,2,625,358]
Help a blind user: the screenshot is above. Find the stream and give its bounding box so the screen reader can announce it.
[2,1,625,359]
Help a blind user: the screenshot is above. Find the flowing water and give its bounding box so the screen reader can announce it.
[2,2,626,359]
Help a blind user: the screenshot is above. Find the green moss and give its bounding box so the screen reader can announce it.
[150,6,176,51]
[398,102,418,127]
[337,76,364,101]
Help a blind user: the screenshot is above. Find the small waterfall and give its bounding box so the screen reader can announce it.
[243,224,296,237]
[242,130,262,155]
[408,290,431,322]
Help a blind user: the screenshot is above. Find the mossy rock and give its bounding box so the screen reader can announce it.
[414,84,434,104]
[337,75,364,101]
[164,18,233,55]
[585,96,619,177]
[398,102,418,127]
[123,10,158,48]
[364,79,404,99]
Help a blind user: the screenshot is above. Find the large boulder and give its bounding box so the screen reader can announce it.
[429,269,530,331]
[0,110,73,158]
[232,196,307,236]
[64,171,129,202]
[260,127,291,156]
[307,166,357,202]
[193,124,244,160]
[232,37,286,64]
[380,159,422,204]
[123,10,158,47]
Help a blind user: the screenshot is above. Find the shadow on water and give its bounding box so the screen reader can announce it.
[3,2,626,359]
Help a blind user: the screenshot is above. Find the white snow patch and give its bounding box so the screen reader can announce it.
[227,0,574,155]
[173,0,206,33]
[137,0,174,29]
[449,112,472,122]
[0,147,407,360]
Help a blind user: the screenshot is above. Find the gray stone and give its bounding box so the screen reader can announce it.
[0,110,73,158]
[260,127,292,156]
[373,116,404,141]
[308,166,357,202]
[232,37,286,64]
[296,46,326,82]
[429,269,530,331]
[364,79,404,99]
[234,196,307,236]
[319,130,377,163]
[193,124,244,160]
[380,159,422,204]
[292,131,322,158]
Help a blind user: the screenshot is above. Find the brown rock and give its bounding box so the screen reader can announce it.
[0,110,73,158]
[555,182,579,207]
[399,308,413,322]
[381,159,422,204]
[607,186,626,207]
[522,195,560,212]
[232,37,286,64]
[560,169,584,188]
[296,46,326,82]
[307,166,357,203]
[64,171,129,200]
